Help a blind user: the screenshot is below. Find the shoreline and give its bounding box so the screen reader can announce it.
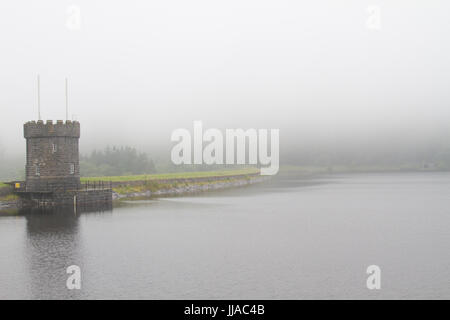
[0,172,269,213]
[3,167,447,212]
[113,174,270,201]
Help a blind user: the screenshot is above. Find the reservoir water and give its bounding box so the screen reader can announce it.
[1,172,449,299]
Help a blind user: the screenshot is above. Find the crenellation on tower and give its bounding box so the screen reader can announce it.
[24,120,80,138]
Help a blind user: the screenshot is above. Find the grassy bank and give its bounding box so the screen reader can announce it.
[112,175,263,200]
[99,168,259,197]
[0,183,13,201]
[111,175,255,195]
[0,194,19,202]
[80,168,259,183]
[0,169,260,201]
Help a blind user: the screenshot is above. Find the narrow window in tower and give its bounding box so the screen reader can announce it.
[35,165,40,176]
[52,143,57,153]
[70,163,75,175]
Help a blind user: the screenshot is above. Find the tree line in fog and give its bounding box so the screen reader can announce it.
[80,146,156,177]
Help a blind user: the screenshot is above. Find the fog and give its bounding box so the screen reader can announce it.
[1,1,449,167]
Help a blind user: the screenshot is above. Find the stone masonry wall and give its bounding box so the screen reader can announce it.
[107,173,260,188]
[19,189,112,208]
[24,120,81,192]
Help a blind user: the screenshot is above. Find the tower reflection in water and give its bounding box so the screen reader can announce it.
[22,203,112,299]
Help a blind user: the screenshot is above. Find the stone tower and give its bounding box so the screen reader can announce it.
[24,120,81,192]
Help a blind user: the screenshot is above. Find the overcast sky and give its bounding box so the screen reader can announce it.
[0,0,449,156]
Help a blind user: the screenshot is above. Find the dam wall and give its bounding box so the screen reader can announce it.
[107,172,260,188]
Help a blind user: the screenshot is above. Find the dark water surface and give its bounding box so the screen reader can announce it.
[1,172,449,299]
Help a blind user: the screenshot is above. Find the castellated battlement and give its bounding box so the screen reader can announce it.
[24,120,80,138]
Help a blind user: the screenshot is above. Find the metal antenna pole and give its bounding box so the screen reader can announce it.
[37,75,41,120]
[65,77,68,121]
